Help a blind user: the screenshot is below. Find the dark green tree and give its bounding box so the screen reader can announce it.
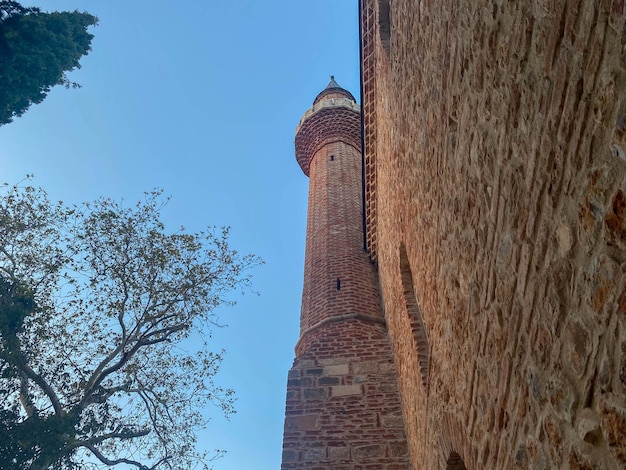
[0,181,260,469]
[0,1,97,125]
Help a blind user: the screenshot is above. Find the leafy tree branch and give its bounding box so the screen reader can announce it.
[0,181,261,469]
[0,1,97,125]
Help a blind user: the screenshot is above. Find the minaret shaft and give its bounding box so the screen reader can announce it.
[300,139,381,341]
[280,78,410,469]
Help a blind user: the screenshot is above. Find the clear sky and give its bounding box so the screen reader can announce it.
[0,1,360,468]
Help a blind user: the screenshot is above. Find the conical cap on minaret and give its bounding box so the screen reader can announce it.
[312,76,357,104]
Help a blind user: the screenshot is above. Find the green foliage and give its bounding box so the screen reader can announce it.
[0,181,261,469]
[0,277,36,336]
[0,1,97,125]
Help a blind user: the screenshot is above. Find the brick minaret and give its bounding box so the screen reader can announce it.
[280,78,411,469]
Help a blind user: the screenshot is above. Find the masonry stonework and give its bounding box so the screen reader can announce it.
[362,0,626,468]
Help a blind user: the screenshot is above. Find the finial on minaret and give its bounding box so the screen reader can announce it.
[312,76,356,106]
[326,75,340,89]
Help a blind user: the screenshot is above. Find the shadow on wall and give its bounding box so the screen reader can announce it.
[399,244,429,387]
[378,0,391,55]
[447,451,467,470]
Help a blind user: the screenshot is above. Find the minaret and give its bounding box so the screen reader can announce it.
[280,78,411,469]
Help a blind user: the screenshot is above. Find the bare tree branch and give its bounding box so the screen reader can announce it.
[84,443,150,470]
[18,372,36,417]
[9,338,63,415]
[70,428,151,449]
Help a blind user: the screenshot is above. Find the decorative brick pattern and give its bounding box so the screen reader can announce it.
[361,1,379,263]
[295,101,361,177]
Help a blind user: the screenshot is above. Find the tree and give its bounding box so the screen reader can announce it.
[0,1,97,125]
[0,181,260,469]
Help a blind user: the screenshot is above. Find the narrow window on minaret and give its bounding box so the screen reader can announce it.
[330,155,334,161]
[336,278,341,290]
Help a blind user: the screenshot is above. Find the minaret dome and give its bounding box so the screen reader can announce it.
[312,75,357,104]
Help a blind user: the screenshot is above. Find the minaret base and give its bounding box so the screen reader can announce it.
[281,318,411,469]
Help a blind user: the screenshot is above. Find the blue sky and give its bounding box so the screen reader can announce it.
[0,1,360,468]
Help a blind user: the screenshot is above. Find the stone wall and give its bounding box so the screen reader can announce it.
[282,319,410,469]
[363,0,626,468]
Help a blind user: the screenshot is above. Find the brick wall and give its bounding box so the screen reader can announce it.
[363,0,626,468]
[282,319,410,469]
[294,95,382,338]
[297,139,382,339]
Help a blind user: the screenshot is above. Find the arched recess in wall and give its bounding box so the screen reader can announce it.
[446,452,468,470]
[399,244,429,387]
[378,0,391,56]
